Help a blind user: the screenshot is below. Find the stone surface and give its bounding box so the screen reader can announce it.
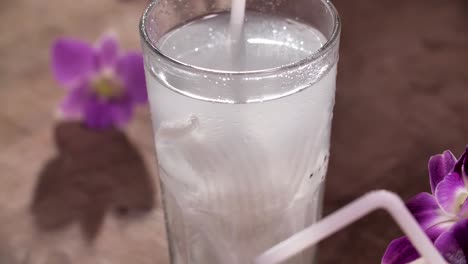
[1,0,468,263]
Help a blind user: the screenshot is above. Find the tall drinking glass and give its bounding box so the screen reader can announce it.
[140,0,340,263]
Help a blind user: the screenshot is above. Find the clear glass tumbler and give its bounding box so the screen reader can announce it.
[140,0,340,263]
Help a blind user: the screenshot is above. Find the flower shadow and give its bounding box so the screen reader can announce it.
[30,122,156,241]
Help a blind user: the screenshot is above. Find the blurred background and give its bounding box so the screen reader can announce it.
[1,0,468,263]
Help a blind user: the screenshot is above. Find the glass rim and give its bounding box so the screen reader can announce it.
[139,0,341,76]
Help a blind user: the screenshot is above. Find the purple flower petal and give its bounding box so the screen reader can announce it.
[83,96,115,129]
[52,38,96,86]
[434,229,466,264]
[382,236,420,264]
[116,52,147,104]
[97,34,119,68]
[429,150,457,193]
[435,171,468,215]
[463,148,468,185]
[434,219,468,264]
[108,98,134,127]
[453,148,468,174]
[452,218,468,261]
[407,192,452,230]
[382,227,443,264]
[59,81,91,118]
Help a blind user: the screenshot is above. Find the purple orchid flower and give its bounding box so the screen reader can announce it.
[382,148,468,264]
[51,33,147,129]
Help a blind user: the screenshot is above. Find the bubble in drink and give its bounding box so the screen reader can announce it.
[145,11,337,264]
[158,12,325,71]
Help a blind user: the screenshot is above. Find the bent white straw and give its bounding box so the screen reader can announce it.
[255,190,446,264]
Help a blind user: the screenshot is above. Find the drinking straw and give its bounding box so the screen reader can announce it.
[230,0,246,40]
[255,190,446,264]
